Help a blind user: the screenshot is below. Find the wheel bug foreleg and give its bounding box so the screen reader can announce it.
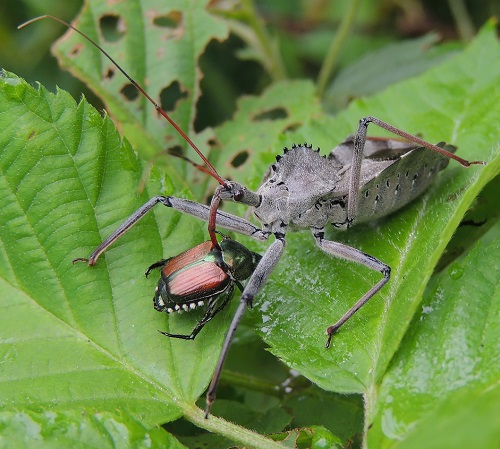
[205,235,286,417]
[72,195,267,265]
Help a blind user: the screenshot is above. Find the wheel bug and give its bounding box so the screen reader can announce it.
[19,15,483,419]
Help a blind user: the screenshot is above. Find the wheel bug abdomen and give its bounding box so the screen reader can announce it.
[146,238,261,340]
[349,139,457,224]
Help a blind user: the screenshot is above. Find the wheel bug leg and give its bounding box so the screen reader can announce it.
[205,236,286,418]
[72,195,266,265]
[313,232,391,348]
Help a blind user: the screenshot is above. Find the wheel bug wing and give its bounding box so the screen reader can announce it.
[329,137,457,224]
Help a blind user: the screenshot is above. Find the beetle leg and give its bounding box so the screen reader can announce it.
[75,195,268,265]
[158,287,234,340]
[205,235,286,418]
[145,259,170,277]
[312,228,391,349]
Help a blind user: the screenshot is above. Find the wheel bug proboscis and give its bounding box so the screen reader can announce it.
[20,15,484,419]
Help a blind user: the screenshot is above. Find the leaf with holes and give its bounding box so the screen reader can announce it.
[52,0,229,166]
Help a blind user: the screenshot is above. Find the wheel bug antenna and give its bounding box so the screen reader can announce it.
[18,15,227,187]
[167,150,221,179]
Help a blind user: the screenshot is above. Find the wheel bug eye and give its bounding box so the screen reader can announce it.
[233,189,245,202]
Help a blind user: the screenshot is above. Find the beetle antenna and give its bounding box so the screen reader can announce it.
[18,15,227,186]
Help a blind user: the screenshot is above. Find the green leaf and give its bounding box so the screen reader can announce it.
[0,71,181,417]
[367,223,500,448]
[251,22,500,394]
[0,70,285,449]
[0,408,186,449]
[323,34,461,112]
[269,425,343,449]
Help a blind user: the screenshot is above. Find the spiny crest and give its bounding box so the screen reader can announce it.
[282,142,321,155]
[268,143,342,182]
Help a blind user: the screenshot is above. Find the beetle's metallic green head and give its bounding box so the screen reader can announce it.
[220,239,261,281]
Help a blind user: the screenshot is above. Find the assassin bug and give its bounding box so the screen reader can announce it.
[20,15,483,418]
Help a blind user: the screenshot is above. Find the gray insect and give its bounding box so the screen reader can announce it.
[23,15,482,418]
[75,116,480,417]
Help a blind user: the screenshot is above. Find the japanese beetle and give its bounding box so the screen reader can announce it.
[145,237,261,340]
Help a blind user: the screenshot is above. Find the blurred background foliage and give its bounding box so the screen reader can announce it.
[2,0,499,131]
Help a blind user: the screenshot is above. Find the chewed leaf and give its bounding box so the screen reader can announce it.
[52,0,229,162]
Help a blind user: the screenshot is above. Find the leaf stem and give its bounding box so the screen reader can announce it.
[220,368,312,398]
[447,0,475,42]
[316,0,360,98]
[240,0,287,80]
[183,405,285,449]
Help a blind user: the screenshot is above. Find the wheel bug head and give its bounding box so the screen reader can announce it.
[19,14,485,419]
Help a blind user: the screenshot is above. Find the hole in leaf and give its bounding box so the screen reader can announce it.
[69,43,83,57]
[153,11,183,28]
[230,151,249,168]
[160,81,188,112]
[283,122,301,133]
[195,35,267,131]
[104,67,115,80]
[168,145,184,157]
[253,107,288,121]
[120,83,140,101]
[99,14,126,42]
